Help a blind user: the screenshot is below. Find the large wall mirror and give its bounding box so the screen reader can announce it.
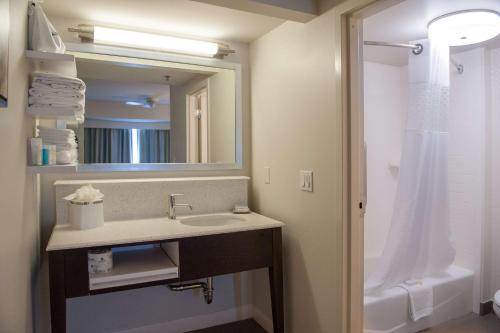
[67,46,241,172]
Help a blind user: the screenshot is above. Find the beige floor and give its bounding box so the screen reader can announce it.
[420,313,500,333]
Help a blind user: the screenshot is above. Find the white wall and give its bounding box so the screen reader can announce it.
[208,70,236,163]
[84,119,170,130]
[448,48,489,312]
[170,70,236,164]
[250,10,343,333]
[0,0,38,332]
[484,47,500,302]
[363,61,407,260]
[85,100,170,122]
[170,76,208,163]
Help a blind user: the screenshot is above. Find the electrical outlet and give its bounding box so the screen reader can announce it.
[300,170,313,192]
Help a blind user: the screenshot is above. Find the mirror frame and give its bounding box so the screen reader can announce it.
[65,42,243,173]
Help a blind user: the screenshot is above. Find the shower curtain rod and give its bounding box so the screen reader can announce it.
[364,41,423,55]
[363,40,464,74]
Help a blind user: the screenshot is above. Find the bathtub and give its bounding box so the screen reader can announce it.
[364,258,474,333]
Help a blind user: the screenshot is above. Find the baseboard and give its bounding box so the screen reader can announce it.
[117,304,253,333]
[251,305,273,333]
[480,300,493,316]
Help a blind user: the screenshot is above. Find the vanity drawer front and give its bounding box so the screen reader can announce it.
[179,229,273,280]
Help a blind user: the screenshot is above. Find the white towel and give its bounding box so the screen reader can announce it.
[41,141,77,149]
[28,102,83,112]
[38,128,77,143]
[38,133,75,140]
[29,95,83,105]
[38,131,76,138]
[29,87,84,99]
[56,149,78,164]
[398,281,434,321]
[31,72,86,88]
[38,126,75,134]
[31,81,84,92]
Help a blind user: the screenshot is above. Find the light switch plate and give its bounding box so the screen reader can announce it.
[264,167,271,184]
[300,170,313,192]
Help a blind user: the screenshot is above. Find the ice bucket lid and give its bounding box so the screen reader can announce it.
[69,199,103,205]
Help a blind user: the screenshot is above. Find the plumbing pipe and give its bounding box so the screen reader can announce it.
[168,277,214,304]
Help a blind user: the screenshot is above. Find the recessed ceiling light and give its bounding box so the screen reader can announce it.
[428,10,500,46]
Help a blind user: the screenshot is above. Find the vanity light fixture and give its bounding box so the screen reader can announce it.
[428,9,500,46]
[68,25,235,58]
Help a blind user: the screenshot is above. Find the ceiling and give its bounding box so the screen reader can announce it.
[77,58,213,105]
[363,0,500,66]
[77,59,209,104]
[76,59,207,86]
[42,0,285,43]
[84,79,171,105]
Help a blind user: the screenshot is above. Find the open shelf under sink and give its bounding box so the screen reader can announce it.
[89,245,179,291]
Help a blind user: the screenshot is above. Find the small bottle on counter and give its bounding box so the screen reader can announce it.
[30,138,43,166]
[48,145,57,165]
[42,145,50,165]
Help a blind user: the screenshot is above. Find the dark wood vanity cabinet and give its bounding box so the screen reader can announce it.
[48,228,284,333]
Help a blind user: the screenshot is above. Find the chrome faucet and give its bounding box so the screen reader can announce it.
[167,194,192,219]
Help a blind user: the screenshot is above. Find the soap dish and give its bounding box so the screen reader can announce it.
[233,205,251,214]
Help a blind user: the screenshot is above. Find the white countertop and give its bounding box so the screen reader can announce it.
[46,212,284,251]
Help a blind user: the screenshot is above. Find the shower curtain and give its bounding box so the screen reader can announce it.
[365,39,456,293]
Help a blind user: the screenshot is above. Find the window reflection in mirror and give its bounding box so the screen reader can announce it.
[71,54,236,165]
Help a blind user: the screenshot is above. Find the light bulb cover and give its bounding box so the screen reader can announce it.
[94,26,218,56]
[428,10,500,46]
[69,25,234,58]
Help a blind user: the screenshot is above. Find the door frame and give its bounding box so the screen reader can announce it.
[186,86,210,163]
[339,1,407,332]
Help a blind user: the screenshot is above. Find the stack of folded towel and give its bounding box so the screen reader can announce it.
[38,126,78,164]
[28,72,86,122]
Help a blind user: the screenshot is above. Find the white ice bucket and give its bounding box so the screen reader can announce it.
[68,199,104,230]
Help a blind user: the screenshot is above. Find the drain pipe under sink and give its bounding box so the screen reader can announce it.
[168,277,214,304]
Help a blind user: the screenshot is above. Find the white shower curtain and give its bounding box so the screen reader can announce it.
[365,39,456,294]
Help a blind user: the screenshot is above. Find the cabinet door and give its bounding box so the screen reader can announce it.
[179,229,274,281]
[64,249,89,297]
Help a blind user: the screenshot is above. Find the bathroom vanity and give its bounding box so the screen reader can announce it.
[47,213,284,333]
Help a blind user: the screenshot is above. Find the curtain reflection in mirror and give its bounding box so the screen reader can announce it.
[84,128,170,164]
[84,128,132,163]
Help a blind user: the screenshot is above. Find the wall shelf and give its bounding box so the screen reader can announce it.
[25,51,81,121]
[25,50,75,63]
[27,164,78,174]
[26,107,83,123]
[89,247,179,291]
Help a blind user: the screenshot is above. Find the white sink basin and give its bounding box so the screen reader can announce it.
[179,214,246,227]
